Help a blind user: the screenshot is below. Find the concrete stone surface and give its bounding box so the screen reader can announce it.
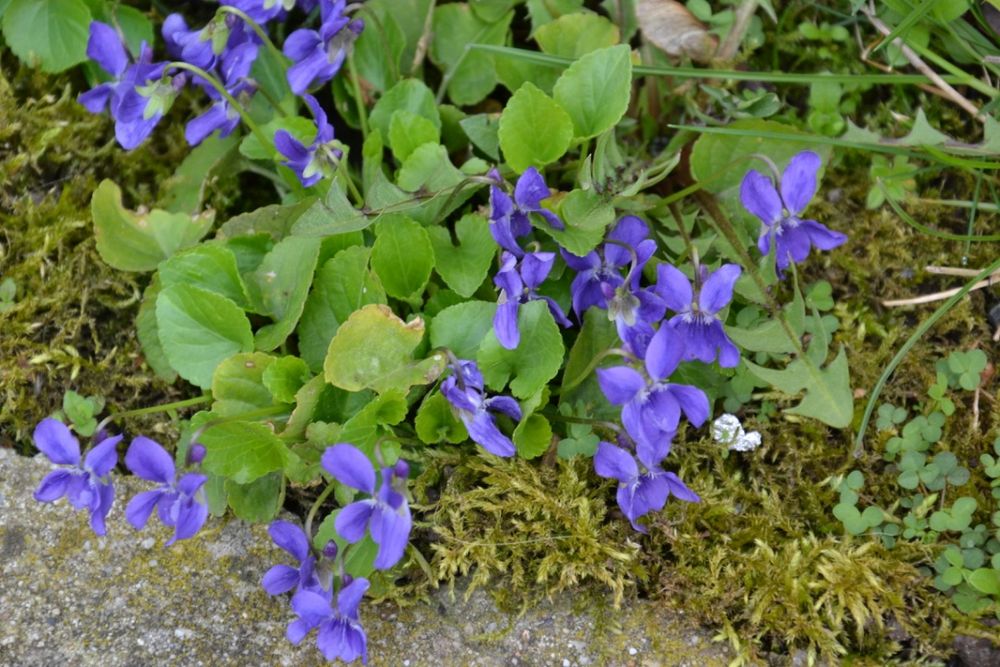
[0,447,733,666]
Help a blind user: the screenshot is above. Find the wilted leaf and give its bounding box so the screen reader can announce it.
[636,0,717,63]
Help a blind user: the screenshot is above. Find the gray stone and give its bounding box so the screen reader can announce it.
[0,448,732,666]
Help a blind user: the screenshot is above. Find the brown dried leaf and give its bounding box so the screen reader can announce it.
[636,0,718,63]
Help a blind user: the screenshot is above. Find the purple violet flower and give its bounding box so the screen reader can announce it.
[594,441,699,533]
[440,360,522,457]
[275,94,339,187]
[77,22,170,150]
[740,151,847,275]
[163,12,259,74]
[287,579,369,664]
[321,444,412,570]
[283,0,363,95]
[562,216,657,319]
[597,325,709,468]
[185,41,259,146]
[32,418,120,536]
[655,263,741,368]
[489,168,564,256]
[493,251,571,350]
[124,436,208,545]
[262,520,324,595]
[223,0,295,25]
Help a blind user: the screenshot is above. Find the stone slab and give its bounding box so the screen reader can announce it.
[0,447,732,666]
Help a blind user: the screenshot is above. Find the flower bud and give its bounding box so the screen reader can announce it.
[393,460,410,479]
[187,443,207,465]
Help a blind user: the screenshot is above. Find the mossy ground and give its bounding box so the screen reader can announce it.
[3,11,999,665]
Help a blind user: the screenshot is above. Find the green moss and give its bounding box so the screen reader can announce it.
[425,453,643,609]
[0,61,212,449]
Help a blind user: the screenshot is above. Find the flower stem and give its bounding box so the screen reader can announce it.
[216,6,286,66]
[346,53,369,139]
[695,190,808,359]
[97,395,212,433]
[305,481,338,541]
[166,61,272,152]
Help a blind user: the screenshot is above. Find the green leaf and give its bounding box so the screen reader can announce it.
[429,300,497,360]
[388,110,440,162]
[430,3,511,105]
[470,0,518,22]
[159,134,241,214]
[4,0,90,72]
[513,414,552,459]
[353,4,405,93]
[496,54,561,96]
[526,0,583,29]
[427,213,496,297]
[743,346,852,429]
[478,300,565,399]
[860,505,883,527]
[218,198,316,242]
[689,119,832,196]
[335,390,409,454]
[211,352,276,417]
[562,307,618,392]
[289,185,371,237]
[370,215,435,300]
[498,81,574,173]
[541,188,615,256]
[262,356,311,404]
[953,496,977,516]
[833,503,866,535]
[91,180,214,272]
[253,237,320,351]
[726,311,801,355]
[369,78,441,139]
[967,568,1000,596]
[415,391,468,444]
[396,142,465,192]
[200,421,291,484]
[552,44,632,140]
[297,246,387,372]
[62,390,100,437]
[459,114,501,161]
[225,473,282,522]
[557,431,599,459]
[324,304,445,393]
[534,12,619,58]
[104,5,153,57]
[156,285,254,389]
[136,278,177,382]
[158,245,251,310]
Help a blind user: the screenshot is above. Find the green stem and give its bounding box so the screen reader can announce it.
[167,61,271,152]
[97,395,212,432]
[305,481,338,541]
[347,52,369,139]
[216,6,286,66]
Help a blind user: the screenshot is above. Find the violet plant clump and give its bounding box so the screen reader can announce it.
[22,1,868,661]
